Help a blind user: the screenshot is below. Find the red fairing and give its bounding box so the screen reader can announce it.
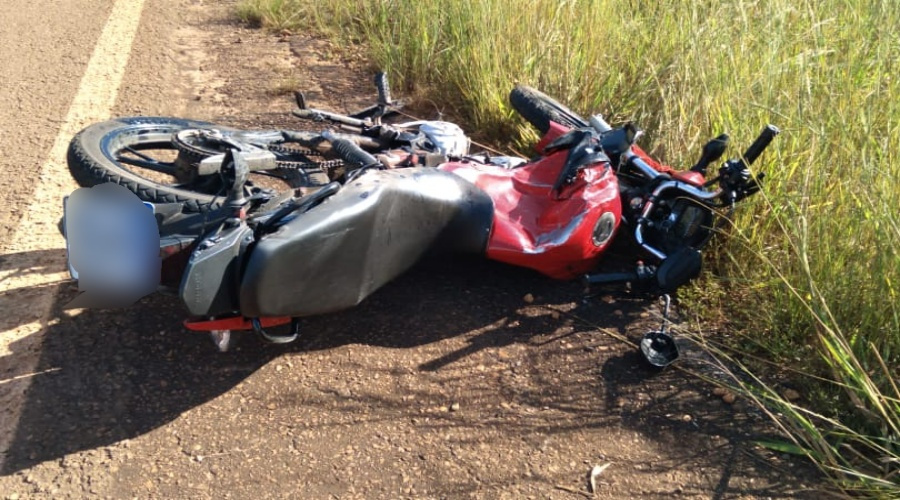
[535,121,695,181]
[441,148,621,280]
[534,120,572,153]
[672,170,706,186]
[441,122,706,280]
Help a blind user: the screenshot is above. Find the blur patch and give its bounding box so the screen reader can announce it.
[63,183,160,309]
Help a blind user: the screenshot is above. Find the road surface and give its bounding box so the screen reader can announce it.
[0,0,818,497]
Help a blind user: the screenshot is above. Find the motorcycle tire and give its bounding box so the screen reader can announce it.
[509,85,588,135]
[67,116,330,213]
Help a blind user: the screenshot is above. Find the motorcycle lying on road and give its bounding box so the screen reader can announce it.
[63,74,779,364]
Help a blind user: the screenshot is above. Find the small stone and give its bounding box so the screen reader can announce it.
[783,389,801,401]
[523,293,534,304]
[449,402,460,412]
[722,392,736,404]
[712,387,727,397]
[681,414,692,423]
[8,493,20,500]
[267,402,277,410]
[589,463,611,493]
[275,365,284,372]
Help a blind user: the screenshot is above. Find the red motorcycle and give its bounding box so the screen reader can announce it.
[64,74,778,363]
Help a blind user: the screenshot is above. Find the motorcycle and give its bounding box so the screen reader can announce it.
[63,74,779,364]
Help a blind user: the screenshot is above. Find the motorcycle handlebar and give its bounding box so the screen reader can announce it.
[741,124,780,166]
[374,72,392,106]
[623,151,666,180]
[281,130,382,151]
[323,131,380,168]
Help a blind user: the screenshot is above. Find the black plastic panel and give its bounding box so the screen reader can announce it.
[180,223,252,317]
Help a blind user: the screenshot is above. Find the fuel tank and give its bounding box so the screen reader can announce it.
[440,150,622,280]
[239,168,493,318]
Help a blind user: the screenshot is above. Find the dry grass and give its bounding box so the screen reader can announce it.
[238,0,900,494]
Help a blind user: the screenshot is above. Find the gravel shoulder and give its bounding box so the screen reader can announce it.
[0,0,822,498]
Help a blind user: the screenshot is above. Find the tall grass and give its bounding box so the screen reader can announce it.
[238,0,900,493]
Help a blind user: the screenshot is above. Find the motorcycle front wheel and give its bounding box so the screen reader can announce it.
[67,116,330,213]
[509,85,589,135]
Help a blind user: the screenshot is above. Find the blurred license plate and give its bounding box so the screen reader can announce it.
[62,196,154,280]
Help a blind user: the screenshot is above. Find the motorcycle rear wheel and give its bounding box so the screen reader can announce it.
[67,116,330,213]
[509,85,588,135]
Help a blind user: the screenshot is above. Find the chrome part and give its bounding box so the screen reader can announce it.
[210,329,236,352]
[632,178,723,260]
[623,150,665,180]
[634,223,668,260]
[589,114,612,133]
[197,150,277,176]
[592,211,617,247]
[251,317,299,344]
[640,295,679,368]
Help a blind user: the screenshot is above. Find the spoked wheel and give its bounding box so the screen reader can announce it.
[67,116,332,213]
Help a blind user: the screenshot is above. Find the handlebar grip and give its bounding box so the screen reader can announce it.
[374,72,392,105]
[325,132,380,168]
[742,124,780,166]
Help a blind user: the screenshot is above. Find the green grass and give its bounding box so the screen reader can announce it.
[238,0,900,494]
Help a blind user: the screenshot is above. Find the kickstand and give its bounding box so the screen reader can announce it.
[640,294,680,368]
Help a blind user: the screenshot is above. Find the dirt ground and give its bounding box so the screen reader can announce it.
[0,0,824,498]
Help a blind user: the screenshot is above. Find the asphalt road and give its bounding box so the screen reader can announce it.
[0,0,116,244]
[0,1,820,498]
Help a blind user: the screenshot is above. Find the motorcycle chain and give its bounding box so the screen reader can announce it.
[171,132,345,175]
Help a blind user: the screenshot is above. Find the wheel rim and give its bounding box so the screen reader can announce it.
[99,124,306,197]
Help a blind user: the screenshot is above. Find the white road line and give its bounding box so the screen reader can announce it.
[0,0,147,470]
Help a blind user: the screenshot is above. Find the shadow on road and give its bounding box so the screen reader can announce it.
[0,252,815,496]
